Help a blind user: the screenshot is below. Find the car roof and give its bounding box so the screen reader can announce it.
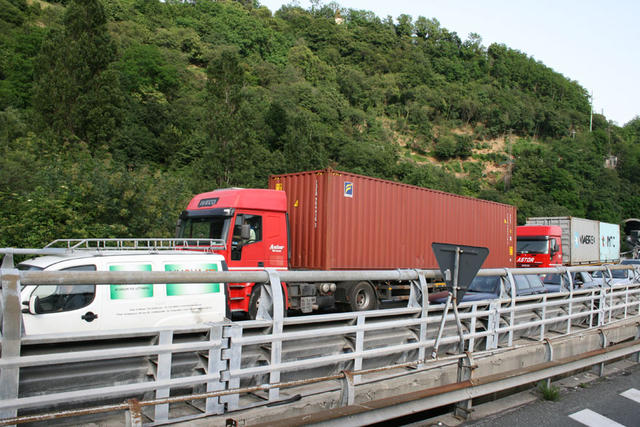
[18,251,225,270]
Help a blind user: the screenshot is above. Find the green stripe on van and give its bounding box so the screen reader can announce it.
[164,263,221,296]
[109,264,153,299]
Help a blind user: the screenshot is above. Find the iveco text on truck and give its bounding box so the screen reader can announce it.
[177,169,517,318]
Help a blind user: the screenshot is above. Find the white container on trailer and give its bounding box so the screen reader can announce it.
[599,222,621,263]
[526,217,602,265]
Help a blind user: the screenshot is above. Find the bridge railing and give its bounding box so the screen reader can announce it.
[1,264,639,425]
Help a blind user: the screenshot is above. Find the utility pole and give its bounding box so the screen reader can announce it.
[589,91,593,132]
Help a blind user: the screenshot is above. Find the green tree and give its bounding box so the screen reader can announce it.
[33,0,123,148]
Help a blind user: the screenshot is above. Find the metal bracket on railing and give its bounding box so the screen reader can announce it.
[634,323,640,363]
[543,338,554,387]
[544,338,554,363]
[407,273,425,309]
[453,352,477,419]
[265,269,285,402]
[125,398,143,427]
[339,370,355,407]
[594,328,609,377]
[255,283,274,321]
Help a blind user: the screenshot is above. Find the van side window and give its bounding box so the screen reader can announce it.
[32,265,96,313]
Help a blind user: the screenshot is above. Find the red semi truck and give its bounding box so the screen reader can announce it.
[516,217,620,268]
[177,169,517,318]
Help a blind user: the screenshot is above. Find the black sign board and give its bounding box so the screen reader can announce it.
[431,243,489,301]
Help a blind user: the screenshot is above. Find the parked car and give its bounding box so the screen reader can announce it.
[542,271,598,292]
[431,274,547,304]
[590,266,634,287]
[511,274,548,296]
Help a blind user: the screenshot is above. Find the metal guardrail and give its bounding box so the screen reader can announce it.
[1,264,639,425]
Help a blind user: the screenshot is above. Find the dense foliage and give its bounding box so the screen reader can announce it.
[1,0,639,247]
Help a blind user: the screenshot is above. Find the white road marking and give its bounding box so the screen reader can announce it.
[569,409,626,427]
[620,388,640,404]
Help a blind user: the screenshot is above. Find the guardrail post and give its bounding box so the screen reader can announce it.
[486,300,499,350]
[221,324,242,411]
[415,272,429,367]
[633,323,640,363]
[588,289,595,328]
[598,287,606,327]
[354,314,365,385]
[505,270,516,347]
[566,271,573,334]
[540,294,547,341]
[205,323,226,415]
[0,265,21,421]
[151,330,173,422]
[624,284,629,319]
[543,338,554,388]
[265,269,284,402]
[468,304,477,351]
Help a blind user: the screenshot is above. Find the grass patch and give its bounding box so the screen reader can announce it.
[537,381,561,401]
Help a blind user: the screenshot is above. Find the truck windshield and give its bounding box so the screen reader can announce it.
[178,216,231,241]
[516,239,549,254]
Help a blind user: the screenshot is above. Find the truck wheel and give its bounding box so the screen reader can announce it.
[248,284,287,320]
[349,281,378,311]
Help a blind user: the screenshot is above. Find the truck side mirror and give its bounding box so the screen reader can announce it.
[241,224,251,240]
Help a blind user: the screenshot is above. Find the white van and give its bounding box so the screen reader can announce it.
[17,242,229,335]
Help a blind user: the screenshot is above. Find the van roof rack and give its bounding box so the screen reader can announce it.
[43,238,227,252]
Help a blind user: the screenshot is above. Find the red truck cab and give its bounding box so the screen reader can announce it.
[516,225,562,268]
[177,189,289,315]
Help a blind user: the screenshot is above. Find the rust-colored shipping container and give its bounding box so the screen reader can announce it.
[269,169,516,270]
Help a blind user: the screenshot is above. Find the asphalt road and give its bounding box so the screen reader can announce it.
[464,363,640,427]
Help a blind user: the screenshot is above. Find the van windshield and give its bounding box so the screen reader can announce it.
[178,215,231,241]
[516,239,549,254]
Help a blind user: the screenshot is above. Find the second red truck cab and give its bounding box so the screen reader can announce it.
[516,225,562,268]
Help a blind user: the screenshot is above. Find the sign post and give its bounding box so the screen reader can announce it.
[431,243,489,358]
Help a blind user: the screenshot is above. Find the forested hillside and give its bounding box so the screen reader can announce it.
[1,0,639,248]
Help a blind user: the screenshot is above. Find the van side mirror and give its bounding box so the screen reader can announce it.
[22,295,43,315]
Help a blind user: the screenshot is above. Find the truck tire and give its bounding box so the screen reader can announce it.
[348,281,378,311]
[248,284,287,320]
